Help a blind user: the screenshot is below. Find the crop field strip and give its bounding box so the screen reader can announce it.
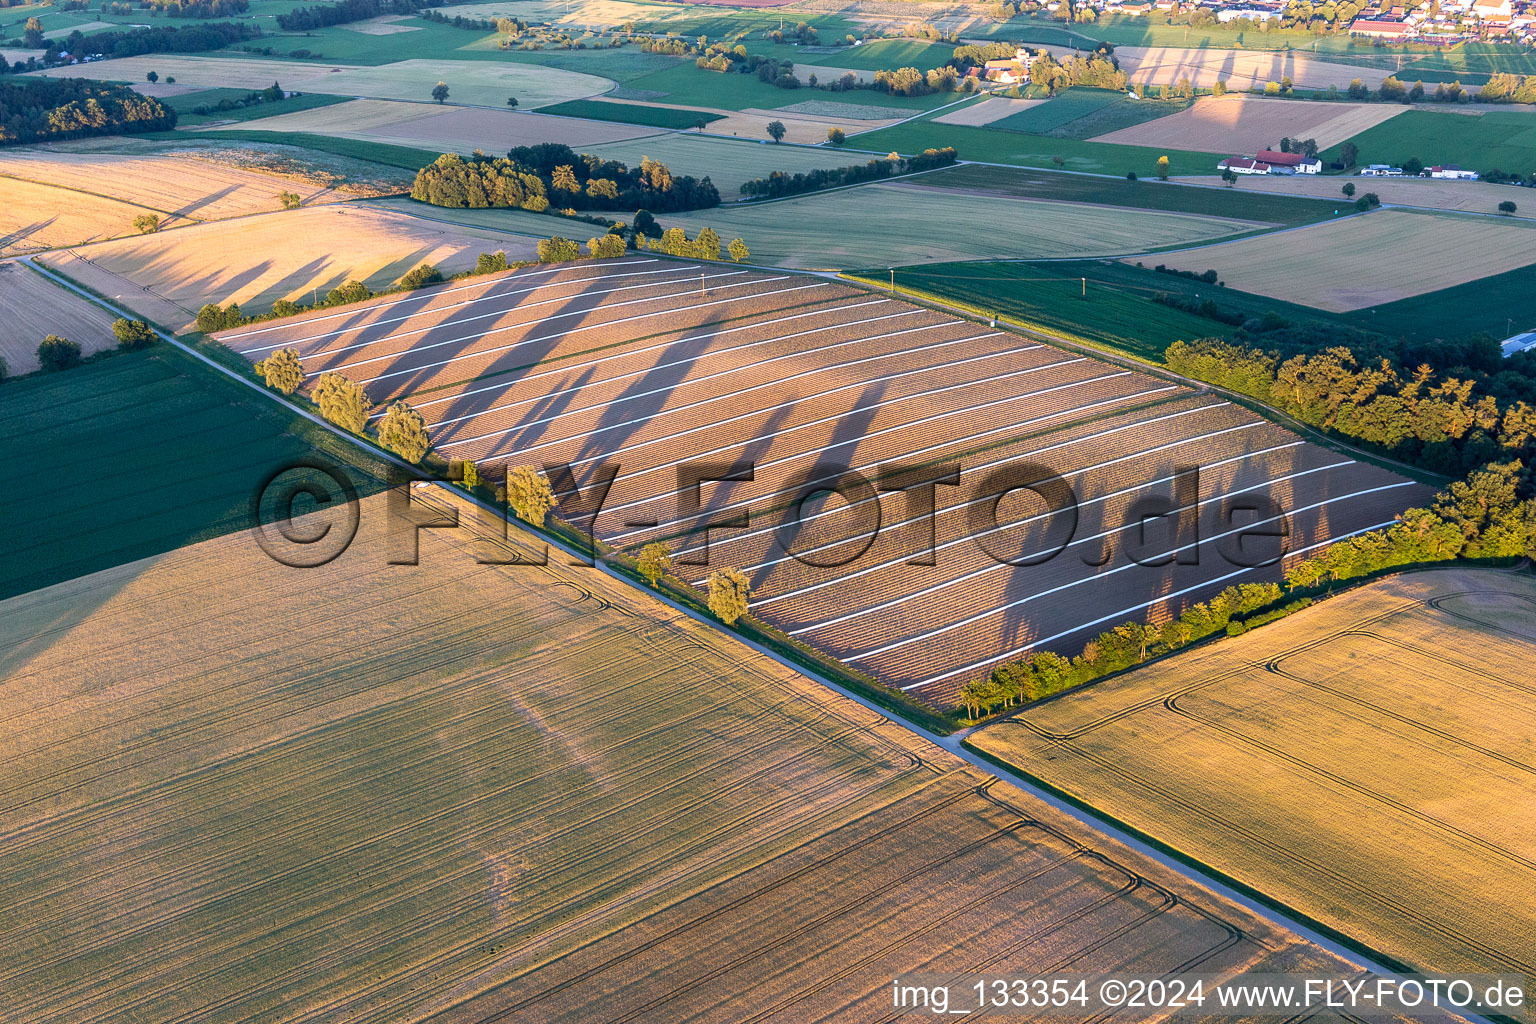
[0,490,1349,1023]
[970,569,1536,989]
[219,260,1428,705]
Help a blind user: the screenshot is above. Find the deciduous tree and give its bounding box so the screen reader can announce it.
[706,567,751,624]
[312,372,372,434]
[727,237,749,262]
[112,318,155,351]
[254,346,305,394]
[378,401,431,463]
[766,120,786,143]
[507,465,553,525]
[37,335,81,372]
[637,541,672,586]
[431,81,450,103]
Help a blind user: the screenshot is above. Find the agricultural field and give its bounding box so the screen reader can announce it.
[38,204,542,328]
[214,259,1429,703]
[970,567,1536,989]
[853,117,1225,178]
[0,341,386,600]
[0,263,120,376]
[30,56,613,108]
[1322,108,1536,175]
[1151,208,1536,312]
[990,88,1191,140]
[1204,170,1535,219]
[0,142,358,224]
[224,97,657,152]
[662,180,1268,267]
[1113,44,1394,90]
[1091,94,1408,154]
[581,132,867,193]
[539,97,726,129]
[0,176,158,257]
[932,96,1048,126]
[912,163,1343,226]
[0,485,1358,1022]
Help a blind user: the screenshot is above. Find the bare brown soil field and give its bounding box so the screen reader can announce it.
[0,176,157,257]
[0,262,120,374]
[1148,208,1536,311]
[0,145,354,222]
[216,259,1429,704]
[30,56,613,109]
[934,96,1049,126]
[39,204,542,328]
[0,484,1383,1022]
[227,98,656,151]
[1180,171,1536,219]
[1116,46,1392,91]
[1091,94,1406,153]
[971,567,1536,997]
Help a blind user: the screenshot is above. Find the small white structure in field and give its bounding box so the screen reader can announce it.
[1361,164,1404,176]
[1501,331,1536,358]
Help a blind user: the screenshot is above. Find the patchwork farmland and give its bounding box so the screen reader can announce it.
[0,489,1357,1022]
[970,568,1536,990]
[217,257,1432,704]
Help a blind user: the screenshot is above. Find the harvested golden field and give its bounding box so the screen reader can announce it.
[0,485,1366,1022]
[340,12,420,33]
[228,97,655,151]
[31,56,612,108]
[0,262,120,374]
[971,567,1536,990]
[39,204,541,327]
[1116,45,1392,90]
[1149,208,1536,311]
[934,96,1049,126]
[0,176,158,256]
[1092,94,1407,152]
[0,145,354,223]
[1185,171,1536,219]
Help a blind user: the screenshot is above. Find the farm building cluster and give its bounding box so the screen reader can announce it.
[1218,150,1325,174]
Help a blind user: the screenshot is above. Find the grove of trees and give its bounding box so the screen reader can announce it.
[0,79,175,145]
[739,147,957,199]
[410,146,719,214]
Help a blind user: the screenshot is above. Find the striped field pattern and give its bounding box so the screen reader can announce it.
[219,258,1433,705]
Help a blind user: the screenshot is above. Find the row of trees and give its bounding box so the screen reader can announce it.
[0,79,174,145]
[1028,51,1127,93]
[872,65,962,96]
[1164,337,1536,476]
[277,0,457,31]
[6,20,255,66]
[739,147,958,199]
[962,462,1536,718]
[254,350,431,462]
[16,317,154,378]
[410,148,719,214]
[633,226,749,262]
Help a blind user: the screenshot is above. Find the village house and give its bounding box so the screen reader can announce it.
[1360,164,1405,176]
[1429,165,1480,179]
[1349,16,1417,36]
[1218,150,1322,175]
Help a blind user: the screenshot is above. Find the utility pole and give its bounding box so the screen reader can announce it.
[700,271,705,296]
[1081,276,1086,298]
[890,269,895,294]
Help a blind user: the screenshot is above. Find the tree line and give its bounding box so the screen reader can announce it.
[962,461,1536,718]
[0,79,175,145]
[276,0,461,32]
[410,145,719,214]
[1164,337,1536,477]
[739,147,957,199]
[2,21,256,69]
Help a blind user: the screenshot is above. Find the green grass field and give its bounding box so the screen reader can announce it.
[1340,260,1536,340]
[768,37,956,72]
[851,118,1225,178]
[1322,108,1536,174]
[172,91,351,124]
[617,60,950,111]
[0,343,387,601]
[989,88,1123,133]
[539,97,722,128]
[916,163,1344,225]
[863,260,1230,362]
